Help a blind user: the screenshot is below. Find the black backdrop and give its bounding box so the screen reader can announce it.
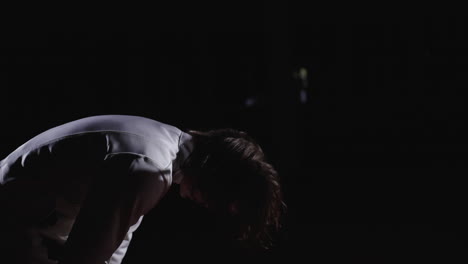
[1,9,467,264]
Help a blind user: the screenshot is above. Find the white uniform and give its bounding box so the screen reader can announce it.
[0,115,193,264]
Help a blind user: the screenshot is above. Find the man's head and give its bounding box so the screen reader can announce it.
[179,128,286,249]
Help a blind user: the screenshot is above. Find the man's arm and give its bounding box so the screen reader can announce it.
[59,155,170,264]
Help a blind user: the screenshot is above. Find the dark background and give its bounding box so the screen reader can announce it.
[1,8,467,264]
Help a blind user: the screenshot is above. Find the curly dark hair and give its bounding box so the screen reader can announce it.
[181,128,286,249]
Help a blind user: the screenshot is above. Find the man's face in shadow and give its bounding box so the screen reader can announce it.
[178,172,208,208]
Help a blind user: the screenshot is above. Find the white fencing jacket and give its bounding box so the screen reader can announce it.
[0,115,194,264]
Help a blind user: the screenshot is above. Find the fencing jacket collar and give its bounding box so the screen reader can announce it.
[172,131,194,184]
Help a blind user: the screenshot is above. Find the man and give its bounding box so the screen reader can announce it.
[0,115,285,264]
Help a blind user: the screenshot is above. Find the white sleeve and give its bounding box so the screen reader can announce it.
[107,215,144,264]
[60,154,171,264]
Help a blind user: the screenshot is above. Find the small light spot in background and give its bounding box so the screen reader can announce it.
[244,96,257,107]
[300,89,308,104]
[293,67,309,104]
[298,67,308,88]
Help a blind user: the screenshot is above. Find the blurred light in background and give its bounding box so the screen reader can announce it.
[293,67,309,104]
[300,89,307,104]
[244,96,257,107]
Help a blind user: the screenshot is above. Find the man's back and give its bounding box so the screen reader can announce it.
[1,115,183,183]
[0,115,192,264]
